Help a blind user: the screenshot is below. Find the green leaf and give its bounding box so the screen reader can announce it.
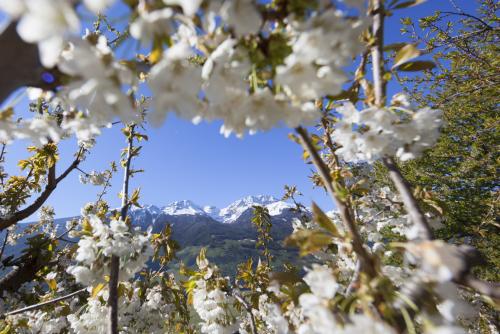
[392,44,421,68]
[395,60,436,71]
[285,229,332,256]
[384,42,407,52]
[46,279,57,291]
[0,325,11,334]
[92,283,106,297]
[311,202,340,237]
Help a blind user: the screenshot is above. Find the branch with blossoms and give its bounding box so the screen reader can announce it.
[367,0,499,301]
[108,123,136,334]
[296,126,377,279]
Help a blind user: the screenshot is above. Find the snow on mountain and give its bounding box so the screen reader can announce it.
[266,201,295,216]
[129,195,300,225]
[202,205,220,221]
[218,195,277,223]
[130,204,161,215]
[161,200,206,216]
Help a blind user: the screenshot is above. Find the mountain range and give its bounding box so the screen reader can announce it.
[128,195,297,225]
[15,195,313,275]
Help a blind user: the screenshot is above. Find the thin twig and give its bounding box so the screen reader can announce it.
[382,157,433,240]
[0,147,85,231]
[440,11,494,30]
[1,288,87,318]
[0,230,9,264]
[232,291,258,334]
[370,0,386,107]
[108,125,135,334]
[346,260,361,295]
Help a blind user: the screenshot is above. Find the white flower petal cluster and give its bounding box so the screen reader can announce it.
[61,115,101,145]
[341,314,397,334]
[58,34,137,126]
[79,171,107,186]
[435,282,476,323]
[130,5,175,45]
[148,42,203,125]
[424,326,467,334]
[15,0,79,67]
[202,40,320,137]
[192,279,237,334]
[163,0,203,17]
[148,38,321,137]
[83,0,116,14]
[302,264,339,299]
[257,294,290,334]
[68,284,171,334]
[0,115,62,147]
[332,98,442,162]
[220,0,262,37]
[276,9,366,102]
[297,265,339,333]
[13,310,68,334]
[67,215,152,286]
[404,240,466,282]
[67,298,108,334]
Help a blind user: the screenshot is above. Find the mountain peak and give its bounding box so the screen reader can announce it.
[240,195,278,205]
[162,200,206,216]
[128,195,299,224]
[218,195,286,223]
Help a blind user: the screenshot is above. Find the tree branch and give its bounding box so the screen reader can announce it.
[382,157,433,240]
[456,276,500,300]
[295,126,377,278]
[1,288,87,318]
[0,230,8,264]
[0,147,85,231]
[370,0,386,107]
[232,291,258,334]
[108,125,135,334]
[369,0,499,300]
[440,11,494,30]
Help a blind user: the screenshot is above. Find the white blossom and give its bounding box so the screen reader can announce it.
[404,241,466,282]
[148,42,202,125]
[332,99,442,163]
[163,0,202,16]
[220,0,262,37]
[15,0,80,67]
[67,215,152,286]
[130,6,174,45]
[83,0,116,14]
[303,264,339,299]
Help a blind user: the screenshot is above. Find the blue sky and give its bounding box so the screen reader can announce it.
[1,1,477,218]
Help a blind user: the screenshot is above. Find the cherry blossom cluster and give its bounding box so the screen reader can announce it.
[332,96,442,162]
[188,250,239,334]
[67,215,152,286]
[0,0,368,142]
[68,283,173,333]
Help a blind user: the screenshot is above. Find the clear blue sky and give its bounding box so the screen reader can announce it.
[1,1,477,219]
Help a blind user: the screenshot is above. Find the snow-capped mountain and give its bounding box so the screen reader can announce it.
[161,200,207,216]
[218,195,294,223]
[129,195,298,225]
[17,195,310,278]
